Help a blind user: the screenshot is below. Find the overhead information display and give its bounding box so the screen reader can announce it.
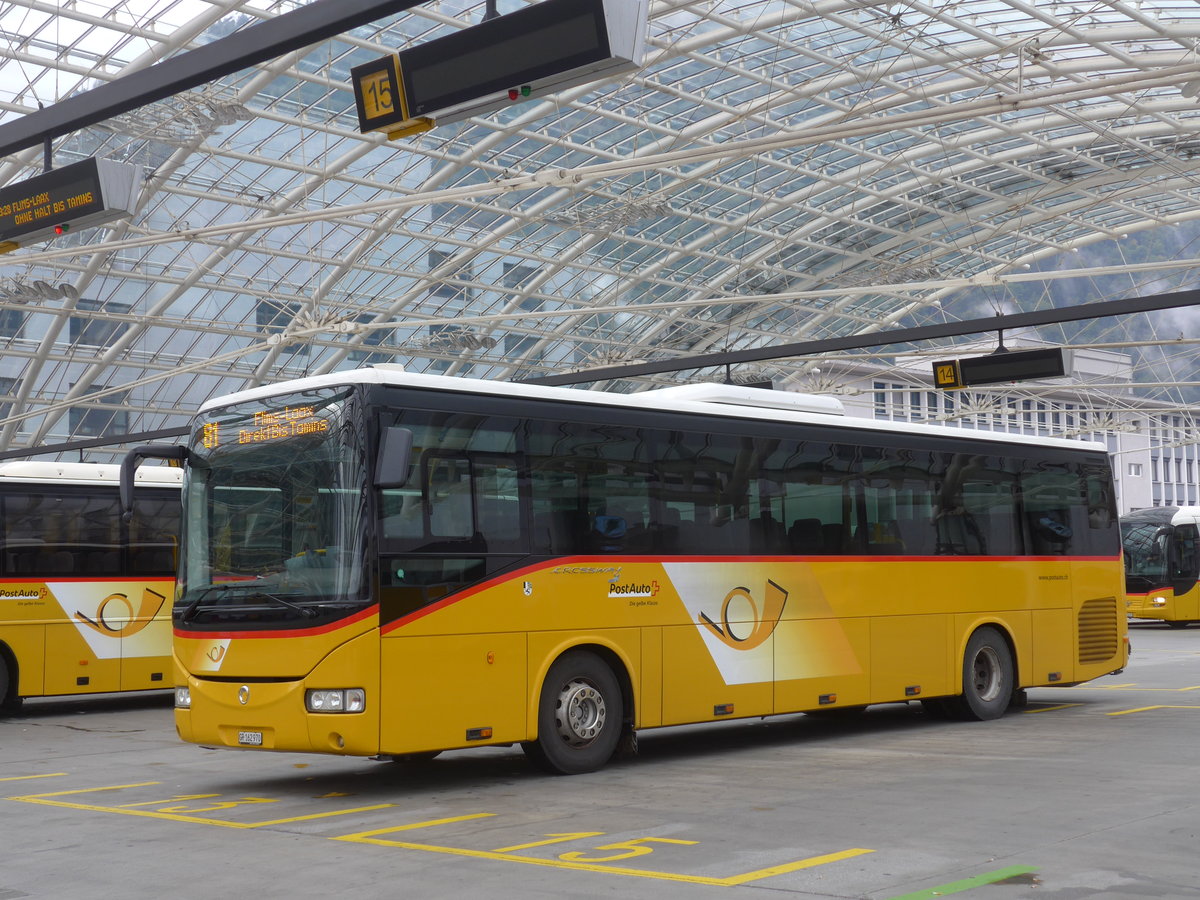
[0,157,142,254]
[351,0,647,139]
[933,347,1069,389]
[350,54,408,134]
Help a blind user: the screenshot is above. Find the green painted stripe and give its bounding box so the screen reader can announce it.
[887,865,1039,900]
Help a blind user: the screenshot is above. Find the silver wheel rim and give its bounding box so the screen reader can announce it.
[971,646,1003,702]
[554,678,607,747]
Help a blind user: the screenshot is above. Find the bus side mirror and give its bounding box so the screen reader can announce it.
[120,444,190,522]
[375,427,414,488]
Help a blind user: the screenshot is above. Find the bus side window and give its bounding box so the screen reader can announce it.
[934,454,1021,556]
[1018,465,1081,556]
[528,419,655,555]
[426,456,473,538]
[1172,524,1199,580]
[128,492,181,575]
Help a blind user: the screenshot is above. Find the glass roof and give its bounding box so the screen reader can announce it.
[2,0,1200,454]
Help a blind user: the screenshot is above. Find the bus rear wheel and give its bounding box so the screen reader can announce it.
[523,650,622,776]
[948,626,1014,721]
[0,654,20,715]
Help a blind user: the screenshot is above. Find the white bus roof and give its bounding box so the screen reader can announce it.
[0,460,183,487]
[197,365,1107,455]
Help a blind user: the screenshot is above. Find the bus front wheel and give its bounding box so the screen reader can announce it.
[523,650,623,775]
[949,626,1014,721]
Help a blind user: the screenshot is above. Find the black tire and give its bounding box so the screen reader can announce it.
[948,626,1014,721]
[920,698,956,719]
[522,650,623,775]
[0,653,20,715]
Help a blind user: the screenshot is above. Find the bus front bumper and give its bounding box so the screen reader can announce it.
[175,677,378,756]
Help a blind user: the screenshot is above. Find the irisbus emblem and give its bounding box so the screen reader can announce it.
[698,581,788,651]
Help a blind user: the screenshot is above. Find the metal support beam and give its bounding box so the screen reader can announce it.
[521,288,1200,386]
[0,427,189,462]
[0,0,426,159]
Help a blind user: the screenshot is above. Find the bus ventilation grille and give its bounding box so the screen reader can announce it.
[1078,597,1118,664]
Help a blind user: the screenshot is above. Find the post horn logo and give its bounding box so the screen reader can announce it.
[74,587,167,637]
[698,580,788,651]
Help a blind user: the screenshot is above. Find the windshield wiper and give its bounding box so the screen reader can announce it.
[177,586,222,624]
[178,584,318,623]
[247,590,319,618]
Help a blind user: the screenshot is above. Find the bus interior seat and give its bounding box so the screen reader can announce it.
[821,523,847,554]
[534,509,586,552]
[788,518,824,554]
[7,548,39,574]
[751,513,787,554]
[36,549,75,574]
[860,520,905,555]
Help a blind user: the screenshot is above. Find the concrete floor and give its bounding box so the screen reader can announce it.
[2,620,1197,900]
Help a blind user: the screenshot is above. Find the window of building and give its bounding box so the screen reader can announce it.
[70,298,130,346]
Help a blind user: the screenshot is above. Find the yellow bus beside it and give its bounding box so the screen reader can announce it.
[123,369,1128,774]
[1121,506,1200,627]
[0,461,181,712]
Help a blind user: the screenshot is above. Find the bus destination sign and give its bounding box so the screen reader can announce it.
[200,406,331,450]
[0,157,142,254]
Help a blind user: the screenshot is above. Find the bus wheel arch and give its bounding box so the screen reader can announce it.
[0,643,22,714]
[523,645,631,775]
[949,624,1016,721]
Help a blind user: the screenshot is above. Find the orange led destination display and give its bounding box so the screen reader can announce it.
[240,406,330,443]
[200,405,330,449]
[0,157,141,253]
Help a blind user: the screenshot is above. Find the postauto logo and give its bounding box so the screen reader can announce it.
[698,581,788,651]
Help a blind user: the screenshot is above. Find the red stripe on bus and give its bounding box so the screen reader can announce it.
[177,603,378,640]
[379,553,1120,634]
[1,577,176,583]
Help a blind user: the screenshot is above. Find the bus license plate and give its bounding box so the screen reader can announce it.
[238,731,263,746]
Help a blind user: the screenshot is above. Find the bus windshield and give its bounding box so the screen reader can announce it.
[1121,520,1170,585]
[177,386,369,627]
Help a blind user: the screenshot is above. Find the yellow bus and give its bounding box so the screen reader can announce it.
[123,369,1127,774]
[0,461,181,712]
[1121,506,1200,627]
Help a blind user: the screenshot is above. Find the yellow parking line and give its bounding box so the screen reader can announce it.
[14,781,159,797]
[9,782,394,828]
[1068,684,1200,692]
[247,804,397,827]
[719,849,875,886]
[1023,703,1082,714]
[0,772,67,782]
[335,817,871,886]
[1109,705,1200,717]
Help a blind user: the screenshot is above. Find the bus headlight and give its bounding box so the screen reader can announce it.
[305,689,366,713]
[175,686,191,709]
[1152,596,1168,607]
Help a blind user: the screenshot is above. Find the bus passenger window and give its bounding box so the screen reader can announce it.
[934,454,1020,556]
[427,456,473,538]
[1018,467,1081,556]
[1173,524,1199,580]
